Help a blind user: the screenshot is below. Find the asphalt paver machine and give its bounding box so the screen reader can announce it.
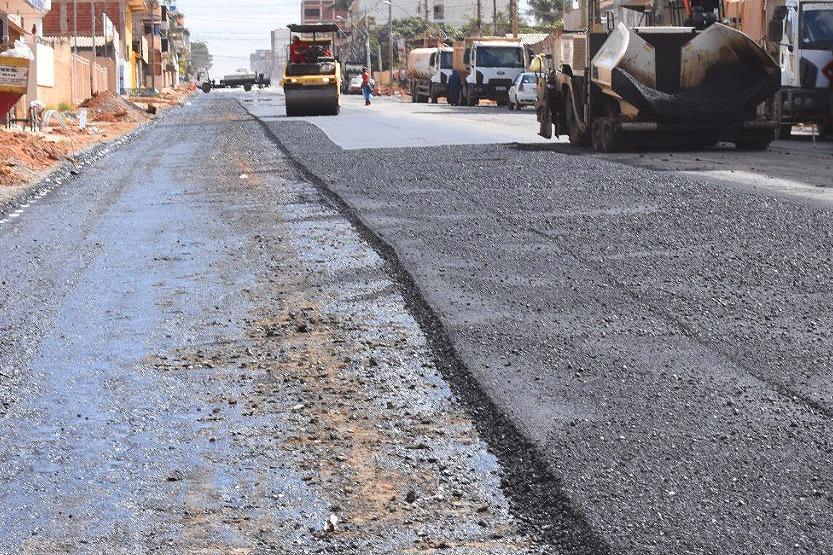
[281,23,342,117]
[534,0,781,151]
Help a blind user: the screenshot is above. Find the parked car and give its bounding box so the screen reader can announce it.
[347,75,375,94]
[507,72,537,110]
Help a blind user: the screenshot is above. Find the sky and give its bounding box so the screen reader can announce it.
[175,0,300,76]
[174,0,532,76]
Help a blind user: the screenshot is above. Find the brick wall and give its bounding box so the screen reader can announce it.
[38,40,109,108]
[43,1,125,39]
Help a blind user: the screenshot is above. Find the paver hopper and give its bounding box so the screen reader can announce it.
[535,1,781,151]
[281,24,341,117]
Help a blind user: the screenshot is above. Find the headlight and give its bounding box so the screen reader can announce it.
[323,78,330,83]
[793,96,803,107]
[320,63,334,73]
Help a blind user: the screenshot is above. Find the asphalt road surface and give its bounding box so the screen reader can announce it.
[243,91,833,554]
[1,89,832,554]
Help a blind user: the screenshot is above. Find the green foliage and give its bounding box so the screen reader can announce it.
[190,41,213,73]
[57,102,72,112]
[332,0,353,11]
[526,0,563,25]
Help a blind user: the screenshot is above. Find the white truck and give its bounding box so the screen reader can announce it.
[453,38,527,106]
[768,0,833,136]
[406,46,454,103]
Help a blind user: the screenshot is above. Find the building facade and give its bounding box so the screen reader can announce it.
[350,0,510,27]
[301,0,349,24]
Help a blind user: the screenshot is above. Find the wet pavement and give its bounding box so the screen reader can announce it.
[0,97,559,553]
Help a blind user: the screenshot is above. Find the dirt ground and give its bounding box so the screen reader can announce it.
[0,88,192,207]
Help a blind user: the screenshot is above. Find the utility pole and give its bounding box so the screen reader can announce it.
[363,17,370,71]
[150,1,156,90]
[71,0,78,104]
[510,0,518,37]
[90,0,96,95]
[493,0,497,34]
[477,0,482,35]
[387,0,393,86]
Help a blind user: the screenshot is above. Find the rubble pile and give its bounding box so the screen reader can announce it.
[82,90,150,123]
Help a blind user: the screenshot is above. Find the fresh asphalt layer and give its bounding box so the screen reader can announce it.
[243,91,833,554]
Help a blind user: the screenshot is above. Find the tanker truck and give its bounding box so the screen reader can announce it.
[535,0,780,151]
[765,0,833,137]
[454,37,527,106]
[407,46,454,103]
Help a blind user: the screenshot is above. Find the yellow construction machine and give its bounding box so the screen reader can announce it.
[534,0,781,151]
[281,24,342,116]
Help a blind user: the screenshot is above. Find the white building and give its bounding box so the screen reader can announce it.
[350,0,510,28]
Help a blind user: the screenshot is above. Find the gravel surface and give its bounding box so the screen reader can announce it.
[251,94,833,554]
[0,94,566,553]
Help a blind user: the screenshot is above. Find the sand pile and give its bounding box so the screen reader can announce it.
[0,130,71,186]
[82,90,150,123]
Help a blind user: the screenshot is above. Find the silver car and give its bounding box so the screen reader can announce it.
[507,72,538,111]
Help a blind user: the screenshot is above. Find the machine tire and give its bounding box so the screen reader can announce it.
[591,119,603,151]
[467,93,479,107]
[776,124,792,140]
[201,83,212,93]
[430,85,438,103]
[411,83,417,103]
[565,91,589,146]
[735,140,771,151]
[599,120,622,153]
[244,84,253,92]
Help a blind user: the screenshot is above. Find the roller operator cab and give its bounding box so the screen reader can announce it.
[454,39,527,106]
[280,23,342,117]
[535,0,781,151]
[769,0,833,137]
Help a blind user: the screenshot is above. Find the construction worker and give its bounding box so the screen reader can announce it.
[448,69,461,106]
[361,67,373,106]
[290,36,307,64]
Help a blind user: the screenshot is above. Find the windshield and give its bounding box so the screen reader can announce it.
[521,73,536,83]
[475,46,524,68]
[440,51,453,69]
[801,3,833,48]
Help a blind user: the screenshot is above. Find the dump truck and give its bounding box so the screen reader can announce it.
[534,0,781,151]
[453,37,527,106]
[406,46,454,103]
[197,70,271,93]
[280,23,341,117]
[764,0,833,137]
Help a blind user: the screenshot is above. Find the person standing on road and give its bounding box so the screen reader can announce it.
[448,69,461,106]
[361,67,373,106]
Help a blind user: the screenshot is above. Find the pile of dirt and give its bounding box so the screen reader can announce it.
[81,90,150,123]
[0,130,71,186]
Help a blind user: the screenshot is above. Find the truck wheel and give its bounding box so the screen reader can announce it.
[430,85,438,103]
[467,93,478,107]
[776,124,792,140]
[735,140,771,151]
[244,84,253,92]
[600,120,622,153]
[591,119,603,151]
[411,83,417,103]
[565,93,589,146]
[201,83,212,93]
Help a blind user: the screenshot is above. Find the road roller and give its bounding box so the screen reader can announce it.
[534,0,780,151]
[281,24,342,117]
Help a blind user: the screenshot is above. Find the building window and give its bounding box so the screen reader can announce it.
[304,7,321,18]
[433,3,444,20]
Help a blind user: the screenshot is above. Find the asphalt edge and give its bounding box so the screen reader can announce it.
[243,100,612,555]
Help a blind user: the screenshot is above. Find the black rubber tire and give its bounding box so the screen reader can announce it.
[244,84,253,92]
[591,119,603,151]
[735,140,771,151]
[201,83,212,93]
[776,124,793,140]
[430,84,438,104]
[565,92,589,146]
[600,120,622,153]
[507,100,514,111]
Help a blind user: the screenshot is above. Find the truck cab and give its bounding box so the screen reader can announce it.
[770,0,833,136]
[431,48,454,89]
[462,41,527,106]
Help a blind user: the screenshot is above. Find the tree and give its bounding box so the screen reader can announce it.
[190,41,213,74]
[527,0,563,25]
